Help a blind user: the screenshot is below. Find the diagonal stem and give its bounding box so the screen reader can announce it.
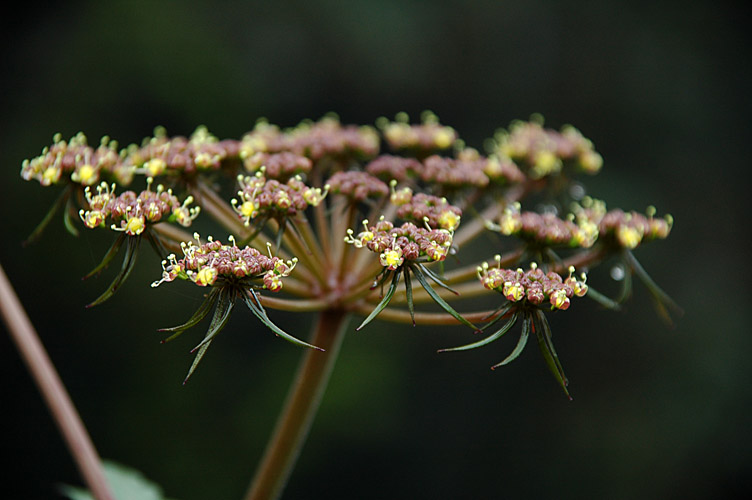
[244,309,350,500]
[0,262,114,500]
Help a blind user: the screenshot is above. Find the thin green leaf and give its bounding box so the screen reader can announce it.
[183,289,236,383]
[184,340,213,384]
[491,313,531,368]
[370,267,392,290]
[625,250,684,326]
[438,312,518,352]
[417,263,459,295]
[190,288,236,354]
[62,194,80,237]
[411,265,478,331]
[159,288,221,342]
[479,302,514,329]
[24,185,73,245]
[144,230,169,261]
[82,233,126,280]
[243,289,325,350]
[533,309,571,399]
[86,236,141,308]
[584,285,622,311]
[356,269,401,331]
[274,217,286,253]
[404,267,415,326]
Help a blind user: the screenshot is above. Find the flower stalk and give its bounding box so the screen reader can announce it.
[244,309,350,500]
[0,262,114,500]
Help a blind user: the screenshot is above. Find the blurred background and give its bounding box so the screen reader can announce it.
[1,1,749,499]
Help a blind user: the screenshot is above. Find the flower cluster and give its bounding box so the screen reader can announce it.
[151,234,316,383]
[393,191,462,231]
[326,171,389,201]
[491,116,603,178]
[231,173,326,226]
[419,154,490,189]
[490,202,598,248]
[365,155,423,182]
[378,111,457,152]
[365,150,522,190]
[124,126,237,177]
[490,198,672,252]
[478,260,588,311]
[570,197,673,249]
[597,207,673,249]
[79,179,200,235]
[455,147,526,185]
[153,234,296,291]
[241,151,313,180]
[345,219,454,269]
[21,132,126,186]
[239,116,380,162]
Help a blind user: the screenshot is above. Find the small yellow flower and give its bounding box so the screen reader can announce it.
[72,164,98,185]
[192,266,218,287]
[380,246,404,271]
[503,281,525,302]
[438,210,461,231]
[144,158,167,177]
[550,289,570,310]
[123,215,146,236]
[433,127,455,149]
[617,225,643,249]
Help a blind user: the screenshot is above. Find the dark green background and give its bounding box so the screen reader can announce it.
[1,1,749,499]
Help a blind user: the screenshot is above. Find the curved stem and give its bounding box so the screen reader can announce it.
[259,294,330,312]
[190,178,248,237]
[244,309,350,500]
[353,303,498,325]
[0,263,114,500]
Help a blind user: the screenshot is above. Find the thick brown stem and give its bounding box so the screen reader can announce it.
[243,309,350,500]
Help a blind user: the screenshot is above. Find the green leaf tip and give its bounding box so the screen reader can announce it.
[243,289,325,351]
[356,269,401,331]
[85,236,141,308]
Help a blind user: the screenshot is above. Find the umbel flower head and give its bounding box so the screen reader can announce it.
[153,233,321,382]
[78,178,200,308]
[79,177,200,234]
[230,171,329,248]
[18,111,680,395]
[346,218,477,330]
[21,132,123,187]
[123,125,236,177]
[440,259,588,400]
